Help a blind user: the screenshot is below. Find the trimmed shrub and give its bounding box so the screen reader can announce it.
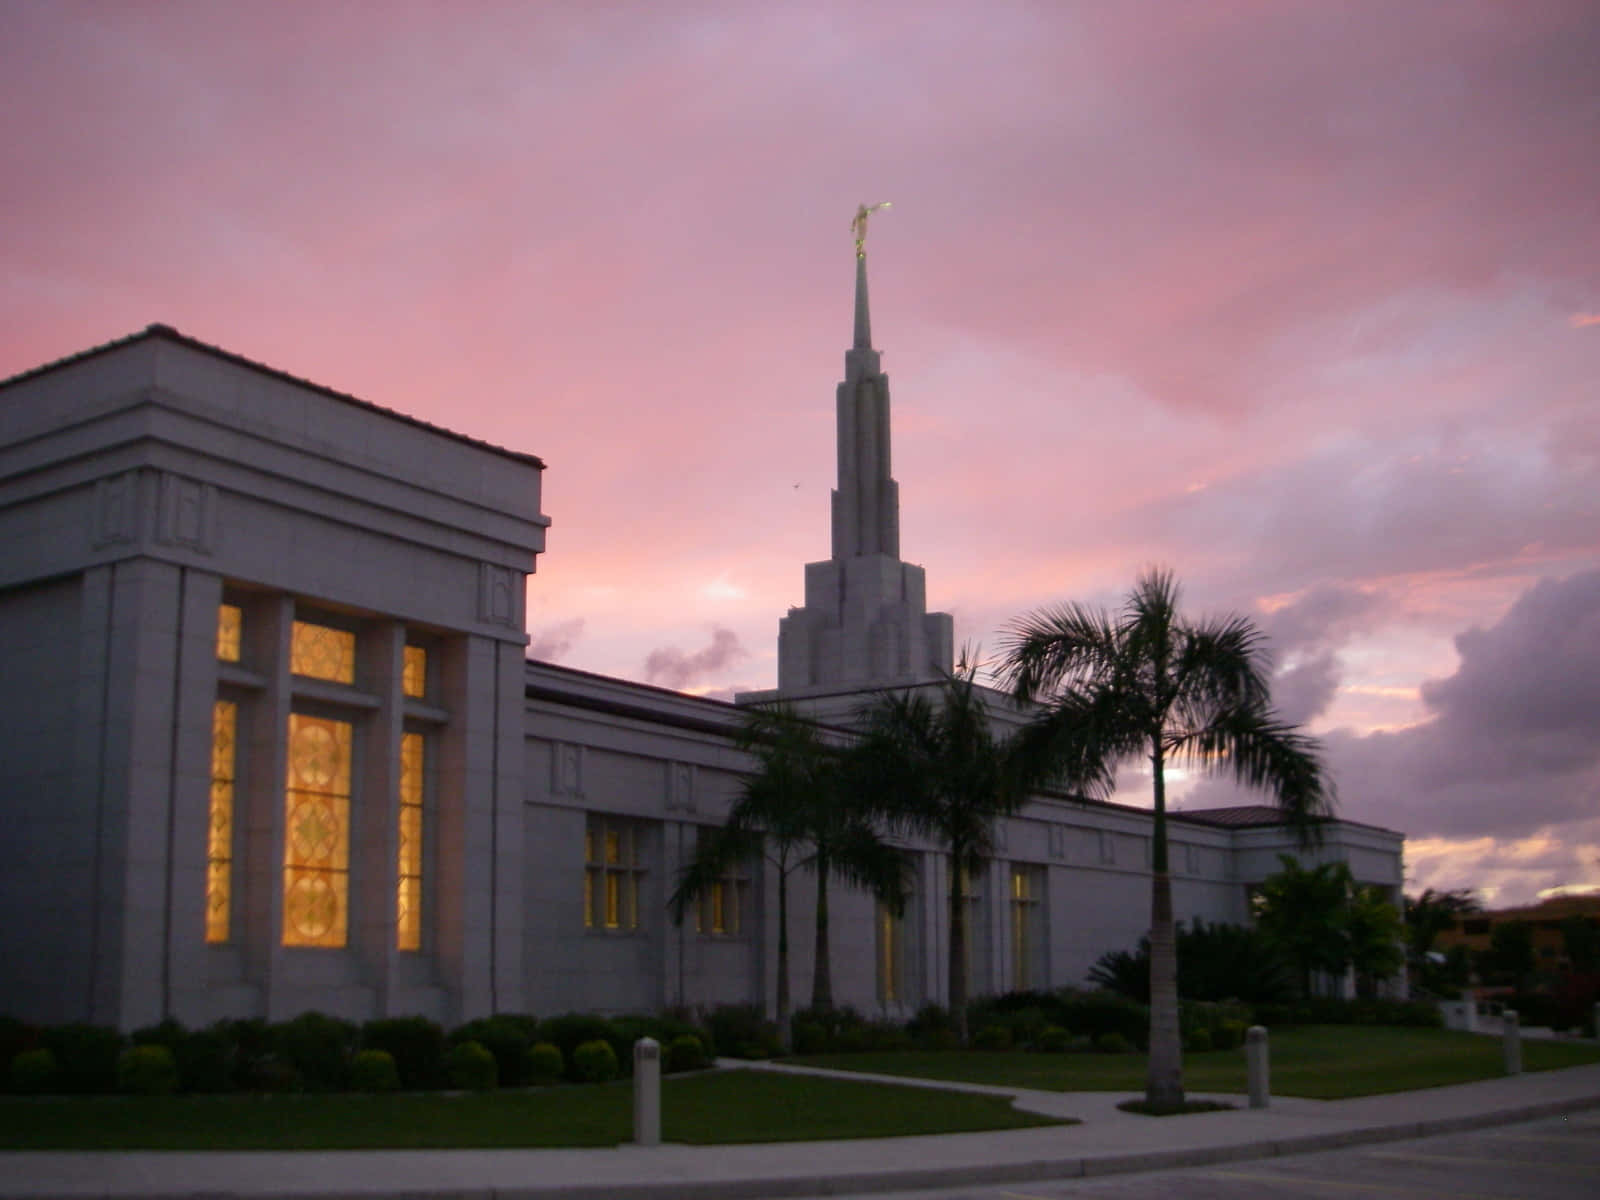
[1055,990,1149,1050]
[862,1021,913,1052]
[10,1047,57,1093]
[117,1044,178,1095]
[1033,1025,1071,1053]
[173,1028,233,1093]
[1184,1028,1213,1053]
[1068,1035,1094,1053]
[790,1020,827,1055]
[452,1017,534,1087]
[0,1016,38,1084]
[538,1014,620,1080]
[527,1042,564,1085]
[906,1003,958,1050]
[572,1038,619,1084]
[1213,1020,1249,1051]
[445,1040,498,1091]
[215,1018,272,1090]
[363,1017,445,1090]
[971,1024,1013,1051]
[271,1012,357,1092]
[42,1024,123,1093]
[705,1005,780,1059]
[665,1033,709,1073]
[1095,1032,1132,1054]
[350,1049,401,1092]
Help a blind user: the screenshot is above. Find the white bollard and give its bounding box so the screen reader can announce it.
[1246,1025,1270,1109]
[1502,1009,1521,1076]
[633,1037,661,1147]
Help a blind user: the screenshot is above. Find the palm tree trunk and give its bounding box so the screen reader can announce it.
[812,851,833,1010]
[776,865,791,1046]
[1146,740,1184,1108]
[949,853,968,1044]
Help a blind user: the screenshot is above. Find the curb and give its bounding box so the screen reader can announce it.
[8,1094,1600,1200]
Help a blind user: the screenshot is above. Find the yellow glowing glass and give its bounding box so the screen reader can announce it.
[283,714,351,948]
[402,646,427,699]
[217,604,242,663]
[290,621,355,684]
[878,903,900,1003]
[397,732,424,951]
[206,700,237,943]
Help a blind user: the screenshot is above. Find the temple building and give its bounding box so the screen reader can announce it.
[0,245,1405,1030]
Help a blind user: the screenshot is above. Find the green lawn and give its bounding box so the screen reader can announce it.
[791,1026,1600,1100]
[0,1069,1066,1150]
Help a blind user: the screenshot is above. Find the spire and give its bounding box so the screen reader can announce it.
[853,251,872,349]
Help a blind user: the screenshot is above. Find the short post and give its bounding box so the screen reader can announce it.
[1246,1025,1270,1109]
[1502,1009,1521,1076]
[633,1037,661,1147]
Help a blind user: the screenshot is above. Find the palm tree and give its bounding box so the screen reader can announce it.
[852,666,1025,1043]
[1000,568,1331,1110]
[669,705,912,1029]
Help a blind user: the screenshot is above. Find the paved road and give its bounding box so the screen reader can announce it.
[773,1110,1600,1200]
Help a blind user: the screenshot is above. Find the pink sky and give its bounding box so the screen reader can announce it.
[4,1,1598,906]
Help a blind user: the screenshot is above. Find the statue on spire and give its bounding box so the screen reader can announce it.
[851,201,892,257]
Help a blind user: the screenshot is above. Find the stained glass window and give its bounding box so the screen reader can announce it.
[1009,865,1042,991]
[217,604,242,663]
[402,645,427,699]
[692,832,747,937]
[584,816,644,931]
[283,714,351,948]
[397,732,424,951]
[877,899,904,1005]
[207,700,237,943]
[290,620,355,684]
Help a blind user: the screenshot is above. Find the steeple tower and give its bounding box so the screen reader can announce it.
[741,212,954,703]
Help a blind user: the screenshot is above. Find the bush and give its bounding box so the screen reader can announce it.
[0,1016,38,1084]
[363,1017,445,1090]
[452,1016,535,1087]
[350,1049,400,1092]
[906,1004,959,1050]
[1213,1020,1249,1051]
[790,1020,827,1055]
[9,1048,57,1093]
[1184,1028,1213,1053]
[117,1044,179,1095]
[1068,1034,1095,1053]
[445,1040,498,1091]
[572,1039,619,1084]
[665,1033,709,1073]
[1054,991,1148,1049]
[271,1012,357,1091]
[173,1028,233,1092]
[1095,1032,1132,1054]
[538,1014,620,1080]
[527,1042,564,1085]
[705,1005,780,1059]
[863,1021,913,1052]
[1033,1025,1071,1053]
[971,1024,1013,1051]
[41,1024,123,1093]
[214,1018,273,1090]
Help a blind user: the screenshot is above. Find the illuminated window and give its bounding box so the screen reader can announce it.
[397,731,424,951]
[584,816,646,932]
[877,899,905,1005]
[206,700,237,943]
[290,620,356,684]
[283,714,352,948]
[402,645,427,699]
[693,841,748,937]
[217,604,242,663]
[1009,865,1043,991]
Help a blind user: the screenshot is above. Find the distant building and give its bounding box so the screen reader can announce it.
[0,255,1405,1030]
[1434,893,1600,973]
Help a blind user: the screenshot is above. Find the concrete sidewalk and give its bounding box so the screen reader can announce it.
[4,1060,1600,1200]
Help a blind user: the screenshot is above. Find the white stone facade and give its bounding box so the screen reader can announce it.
[0,315,1404,1031]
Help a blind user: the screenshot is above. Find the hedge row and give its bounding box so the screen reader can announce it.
[0,1008,723,1096]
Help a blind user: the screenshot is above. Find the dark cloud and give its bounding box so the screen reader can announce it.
[528,618,584,663]
[644,628,749,691]
[1189,570,1600,849]
[1270,651,1343,727]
